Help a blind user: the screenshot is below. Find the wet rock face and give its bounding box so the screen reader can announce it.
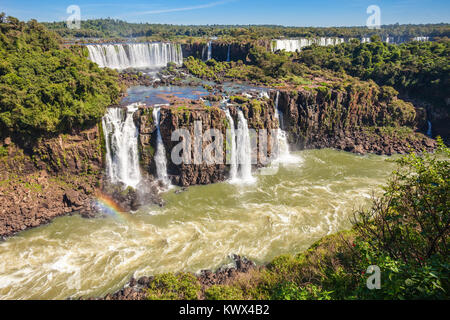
[274,87,436,155]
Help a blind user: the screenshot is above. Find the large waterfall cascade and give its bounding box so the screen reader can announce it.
[102,104,142,188]
[87,42,183,70]
[153,107,171,186]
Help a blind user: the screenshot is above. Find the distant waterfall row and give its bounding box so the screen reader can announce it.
[272,36,430,52]
[273,38,345,52]
[87,43,183,70]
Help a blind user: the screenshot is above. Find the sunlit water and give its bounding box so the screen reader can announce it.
[0,149,396,300]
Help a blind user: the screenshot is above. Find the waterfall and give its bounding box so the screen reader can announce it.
[226,44,231,62]
[236,110,255,183]
[413,36,430,42]
[102,104,142,188]
[427,120,433,138]
[272,38,345,52]
[272,36,429,52]
[87,43,183,70]
[273,92,299,164]
[225,109,238,180]
[207,41,212,60]
[152,107,171,186]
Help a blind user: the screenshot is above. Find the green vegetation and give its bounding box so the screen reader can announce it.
[0,145,8,157]
[351,138,449,299]
[145,141,449,300]
[297,39,450,107]
[183,48,313,86]
[205,285,245,300]
[147,273,201,300]
[183,56,258,82]
[0,15,121,136]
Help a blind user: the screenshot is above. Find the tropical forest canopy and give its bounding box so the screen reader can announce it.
[0,13,121,136]
[295,38,450,107]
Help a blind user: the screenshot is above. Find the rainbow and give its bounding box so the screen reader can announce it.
[94,191,133,223]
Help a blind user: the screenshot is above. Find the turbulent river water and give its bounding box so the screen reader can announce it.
[0,149,396,300]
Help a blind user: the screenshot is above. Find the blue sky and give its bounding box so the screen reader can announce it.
[1,0,449,26]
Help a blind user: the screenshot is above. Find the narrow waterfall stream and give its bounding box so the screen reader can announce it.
[87,43,183,70]
[102,104,142,188]
[427,120,433,138]
[152,107,171,186]
[207,41,212,60]
[226,44,231,62]
[273,92,300,164]
[225,109,238,180]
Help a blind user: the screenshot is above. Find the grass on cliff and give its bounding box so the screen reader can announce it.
[145,139,449,300]
[0,15,122,136]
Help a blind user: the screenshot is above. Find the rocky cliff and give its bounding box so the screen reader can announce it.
[0,126,103,238]
[274,83,436,155]
[136,97,278,187]
[181,41,259,62]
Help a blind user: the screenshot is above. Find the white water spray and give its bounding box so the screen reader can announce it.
[152,107,171,186]
[102,104,142,188]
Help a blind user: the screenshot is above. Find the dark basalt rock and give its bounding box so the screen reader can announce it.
[273,88,437,155]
